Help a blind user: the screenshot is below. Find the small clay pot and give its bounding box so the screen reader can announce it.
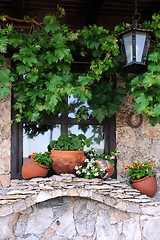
[95,158,114,179]
[22,156,48,179]
[132,173,157,197]
[50,150,85,174]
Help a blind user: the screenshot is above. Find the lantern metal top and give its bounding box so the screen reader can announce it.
[116,27,155,41]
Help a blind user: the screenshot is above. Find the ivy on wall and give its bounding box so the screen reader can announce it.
[0,7,160,126]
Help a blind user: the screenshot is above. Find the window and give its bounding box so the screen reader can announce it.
[11,103,116,179]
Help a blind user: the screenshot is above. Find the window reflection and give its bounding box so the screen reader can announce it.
[68,125,104,153]
[23,123,104,162]
[23,124,60,161]
[68,94,91,118]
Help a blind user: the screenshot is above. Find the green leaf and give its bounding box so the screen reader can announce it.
[143,74,155,87]
[0,42,7,53]
[22,56,38,66]
[78,75,92,85]
[87,41,100,49]
[136,94,153,107]
[45,51,59,64]
[0,68,13,84]
[148,52,160,62]
[26,74,38,83]
[0,85,10,98]
[26,91,37,103]
[55,48,70,60]
[46,74,63,90]
[154,104,160,115]
[92,107,106,123]
[17,65,30,75]
[29,112,40,122]
[148,63,160,72]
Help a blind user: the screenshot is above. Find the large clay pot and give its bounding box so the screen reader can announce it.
[50,150,85,174]
[132,173,157,197]
[95,158,114,179]
[22,156,48,179]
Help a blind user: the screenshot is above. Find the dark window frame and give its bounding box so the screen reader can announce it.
[11,102,117,179]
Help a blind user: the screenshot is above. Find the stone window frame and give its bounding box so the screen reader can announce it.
[11,99,117,179]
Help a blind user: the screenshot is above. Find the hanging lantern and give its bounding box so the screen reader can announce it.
[116,1,155,73]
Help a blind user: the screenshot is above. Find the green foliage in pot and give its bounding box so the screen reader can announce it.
[31,152,52,168]
[48,132,92,151]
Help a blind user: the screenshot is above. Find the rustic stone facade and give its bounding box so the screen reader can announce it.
[1,95,160,239]
[116,96,160,179]
[0,96,11,188]
[0,176,160,240]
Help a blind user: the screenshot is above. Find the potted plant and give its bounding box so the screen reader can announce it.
[22,152,52,179]
[125,161,157,197]
[48,133,92,174]
[74,148,116,179]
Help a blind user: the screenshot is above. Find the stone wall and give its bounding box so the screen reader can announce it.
[116,96,160,179]
[0,96,11,188]
[0,176,160,240]
[1,196,159,240]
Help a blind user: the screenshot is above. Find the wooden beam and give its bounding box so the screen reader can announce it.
[11,0,25,19]
[84,0,104,25]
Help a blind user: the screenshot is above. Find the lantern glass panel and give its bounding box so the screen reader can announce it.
[123,33,132,63]
[136,31,147,62]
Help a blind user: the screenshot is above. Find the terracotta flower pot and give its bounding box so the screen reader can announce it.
[95,158,114,179]
[50,150,85,174]
[22,156,48,179]
[131,173,157,197]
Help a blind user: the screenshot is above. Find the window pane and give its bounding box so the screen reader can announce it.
[68,94,91,118]
[23,124,60,162]
[68,125,104,153]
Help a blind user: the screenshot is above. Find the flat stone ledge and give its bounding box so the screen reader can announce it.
[0,174,159,217]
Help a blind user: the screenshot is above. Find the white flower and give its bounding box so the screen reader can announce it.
[76,170,81,175]
[87,163,92,168]
[75,166,79,170]
[100,167,106,173]
[110,156,115,160]
[84,158,89,163]
[90,153,93,157]
[82,169,86,173]
[91,167,95,170]
[94,172,99,176]
[87,172,90,175]
[105,156,108,159]
[91,158,95,163]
